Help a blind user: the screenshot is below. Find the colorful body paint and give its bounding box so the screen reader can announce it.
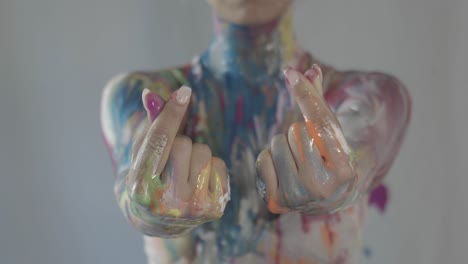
[100,6,411,264]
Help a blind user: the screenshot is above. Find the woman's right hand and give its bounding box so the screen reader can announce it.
[126,86,230,237]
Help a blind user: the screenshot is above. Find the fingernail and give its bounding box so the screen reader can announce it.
[176,86,192,105]
[304,64,323,84]
[283,67,300,88]
[142,88,164,121]
[304,64,324,94]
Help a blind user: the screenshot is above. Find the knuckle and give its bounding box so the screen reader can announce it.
[146,132,169,156]
[271,134,286,146]
[174,135,192,149]
[267,197,287,214]
[257,149,271,162]
[192,143,212,157]
[283,186,309,208]
[271,134,288,152]
[256,151,270,173]
[211,157,226,170]
[211,157,229,187]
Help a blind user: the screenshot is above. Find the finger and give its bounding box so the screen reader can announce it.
[287,122,328,181]
[139,86,192,176]
[209,157,229,196]
[131,113,154,160]
[270,134,309,209]
[131,124,148,160]
[284,67,352,173]
[188,143,212,201]
[287,122,337,199]
[161,136,192,201]
[284,66,338,131]
[208,157,230,217]
[143,87,189,139]
[304,64,324,95]
[256,149,287,214]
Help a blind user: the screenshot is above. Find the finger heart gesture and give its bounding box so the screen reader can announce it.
[257,65,357,215]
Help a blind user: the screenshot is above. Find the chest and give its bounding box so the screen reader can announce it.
[188,71,298,161]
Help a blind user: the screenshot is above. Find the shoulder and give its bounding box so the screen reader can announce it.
[101,65,192,116]
[332,70,406,90]
[100,65,192,147]
[325,69,411,106]
[102,65,192,104]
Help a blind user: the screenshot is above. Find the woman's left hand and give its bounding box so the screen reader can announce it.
[256,65,357,214]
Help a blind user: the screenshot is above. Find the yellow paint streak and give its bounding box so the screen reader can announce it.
[167,209,181,217]
[190,165,211,215]
[280,7,295,62]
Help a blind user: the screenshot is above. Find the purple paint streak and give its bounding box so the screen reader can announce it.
[368,184,389,213]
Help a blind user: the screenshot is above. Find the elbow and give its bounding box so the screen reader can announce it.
[380,73,412,127]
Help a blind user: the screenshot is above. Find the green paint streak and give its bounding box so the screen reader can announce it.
[171,69,190,86]
[133,159,167,210]
[349,150,357,163]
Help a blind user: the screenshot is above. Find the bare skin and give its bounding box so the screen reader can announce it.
[207,0,293,25]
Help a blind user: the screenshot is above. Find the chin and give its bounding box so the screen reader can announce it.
[231,8,280,25]
[211,0,292,25]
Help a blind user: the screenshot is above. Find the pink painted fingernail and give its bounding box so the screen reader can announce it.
[283,67,300,88]
[304,64,323,84]
[142,88,164,122]
[176,86,192,105]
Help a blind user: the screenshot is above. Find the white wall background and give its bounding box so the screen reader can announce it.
[0,0,466,263]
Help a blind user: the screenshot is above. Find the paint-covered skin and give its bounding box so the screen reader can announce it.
[256,66,358,215]
[123,85,231,237]
[100,9,411,264]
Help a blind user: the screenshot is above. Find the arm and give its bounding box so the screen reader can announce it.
[256,65,411,214]
[100,69,230,262]
[325,70,412,191]
[100,70,192,262]
[100,70,184,234]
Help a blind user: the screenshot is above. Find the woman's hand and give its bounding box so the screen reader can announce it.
[256,65,357,215]
[126,86,230,237]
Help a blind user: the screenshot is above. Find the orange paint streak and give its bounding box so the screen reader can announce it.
[320,222,336,262]
[155,189,166,214]
[305,119,334,170]
[268,196,289,214]
[293,123,306,162]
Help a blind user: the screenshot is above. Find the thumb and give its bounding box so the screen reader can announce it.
[142,88,190,135]
[142,88,165,122]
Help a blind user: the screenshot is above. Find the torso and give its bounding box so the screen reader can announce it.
[144,53,367,264]
[103,37,411,263]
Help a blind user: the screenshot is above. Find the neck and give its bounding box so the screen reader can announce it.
[205,7,298,80]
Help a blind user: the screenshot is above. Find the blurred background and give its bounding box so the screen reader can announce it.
[0,0,467,263]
